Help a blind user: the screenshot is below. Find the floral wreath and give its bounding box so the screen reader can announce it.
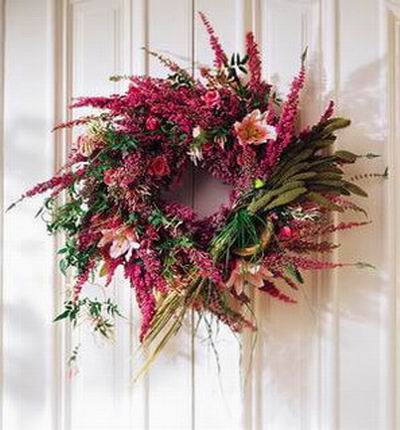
[11,13,382,373]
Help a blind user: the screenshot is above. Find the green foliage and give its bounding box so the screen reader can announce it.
[211,209,261,261]
[54,298,124,338]
[105,127,138,153]
[169,72,195,89]
[227,53,249,80]
[285,263,304,285]
[47,198,85,235]
[58,240,96,275]
[246,117,367,217]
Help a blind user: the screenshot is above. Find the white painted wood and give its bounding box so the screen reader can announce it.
[1,0,399,429]
[192,3,256,430]
[251,2,324,429]
[65,2,142,430]
[143,2,194,430]
[3,1,59,429]
[336,1,389,429]
[0,0,5,427]
[383,2,400,429]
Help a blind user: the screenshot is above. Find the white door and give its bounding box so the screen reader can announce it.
[2,0,399,429]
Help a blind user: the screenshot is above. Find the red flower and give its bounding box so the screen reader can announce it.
[148,155,170,178]
[103,169,115,185]
[279,226,293,239]
[145,116,160,131]
[202,90,221,108]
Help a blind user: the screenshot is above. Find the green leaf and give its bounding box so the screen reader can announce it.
[355,262,376,271]
[54,310,70,322]
[276,161,312,185]
[383,167,389,178]
[254,178,266,189]
[308,185,350,196]
[264,187,308,211]
[365,153,381,159]
[314,172,343,181]
[312,180,346,188]
[343,181,368,197]
[306,192,344,212]
[289,172,318,182]
[334,150,359,163]
[311,138,336,150]
[321,118,351,135]
[313,165,344,175]
[301,47,308,63]
[286,264,304,284]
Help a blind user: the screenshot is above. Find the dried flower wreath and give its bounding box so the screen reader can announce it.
[11,13,381,374]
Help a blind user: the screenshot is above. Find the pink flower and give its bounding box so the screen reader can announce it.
[148,155,170,178]
[145,116,160,131]
[202,90,221,108]
[234,109,277,146]
[279,226,293,239]
[226,259,271,295]
[98,225,140,259]
[198,12,228,68]
[103,169,115,186]
[75,131,105,157]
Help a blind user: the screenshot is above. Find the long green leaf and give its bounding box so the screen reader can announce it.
[343,181,368,197]
[263,187,308,211]
[306,192,344,212]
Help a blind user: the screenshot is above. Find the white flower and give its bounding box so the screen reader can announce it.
[192,126,202,138]
[187,146,203,166]
[214,135,227,150]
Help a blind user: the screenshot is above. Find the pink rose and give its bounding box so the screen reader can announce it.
[234,109,277,146]
[145,116,160,131]
[148,155,170,178]
[103,169,116,186]
[200,67,210,77]
[279,226,293,239]
[203,90,221,108]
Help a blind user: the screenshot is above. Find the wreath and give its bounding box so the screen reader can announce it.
[11,13,381,373]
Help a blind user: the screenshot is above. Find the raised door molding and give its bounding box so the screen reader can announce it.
[386,1,400,429]
[0,0,5,425]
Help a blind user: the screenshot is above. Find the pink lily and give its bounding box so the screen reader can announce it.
[234,109,277,146]
[98,225,140,259]
[226,259,271,295]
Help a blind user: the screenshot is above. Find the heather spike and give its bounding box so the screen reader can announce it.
[198,11,228,68]
[143,48,194,83]
[264,59,306,170]
[245,32,262,90]
[319,100,335,124]
[73,260,96,303]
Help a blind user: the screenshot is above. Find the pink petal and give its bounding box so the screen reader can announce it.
[109,239,129,259]
[246,273,264,288]
[266,125,277,141]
